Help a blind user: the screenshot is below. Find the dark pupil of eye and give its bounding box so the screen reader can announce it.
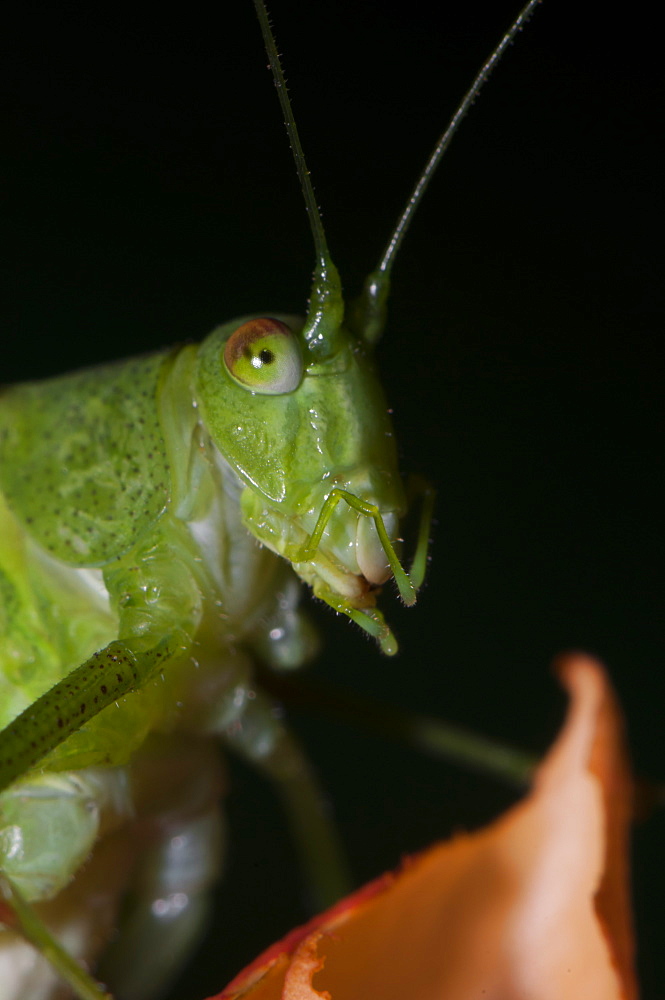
[258,348,274,365]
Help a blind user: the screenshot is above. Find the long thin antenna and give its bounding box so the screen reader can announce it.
[379,0,542,277]
[253,0,344,358]
[352,0,542,344]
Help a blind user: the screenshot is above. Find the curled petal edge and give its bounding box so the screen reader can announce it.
[212,654,636,1000]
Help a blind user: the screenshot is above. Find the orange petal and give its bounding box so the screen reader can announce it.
[210,654,636,1000]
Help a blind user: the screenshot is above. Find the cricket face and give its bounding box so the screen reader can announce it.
[196,315,406,607]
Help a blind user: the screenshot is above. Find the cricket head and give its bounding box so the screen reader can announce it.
[195,313,416,652]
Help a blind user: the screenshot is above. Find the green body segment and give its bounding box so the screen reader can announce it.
[0,311,409,816]
[0,352,175,566]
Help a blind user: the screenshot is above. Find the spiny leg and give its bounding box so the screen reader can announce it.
[0,632,188,795]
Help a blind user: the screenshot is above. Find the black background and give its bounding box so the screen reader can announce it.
[1,1,663,997]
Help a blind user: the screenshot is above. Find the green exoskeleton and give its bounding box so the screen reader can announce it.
[5,0,656,997]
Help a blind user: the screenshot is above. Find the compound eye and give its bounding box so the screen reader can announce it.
[223,318,303,394]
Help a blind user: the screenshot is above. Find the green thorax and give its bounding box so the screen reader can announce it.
[0,351,176,566]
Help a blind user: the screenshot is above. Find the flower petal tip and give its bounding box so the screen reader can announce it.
[211,655,637,1000]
